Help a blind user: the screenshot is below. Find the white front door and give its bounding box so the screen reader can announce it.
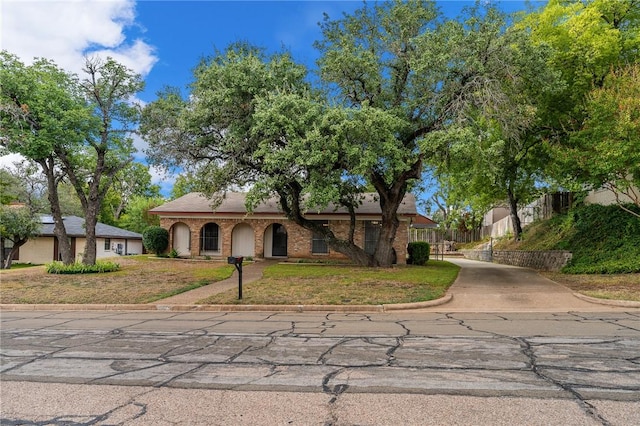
[173,223,190,256]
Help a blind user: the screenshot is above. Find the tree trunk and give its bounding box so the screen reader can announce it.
[82,202,99,265]
[0,237,6,269]
[374,198,401,267]
[507,186,522,241]
[40,158,74,264]
[2,239,26,270]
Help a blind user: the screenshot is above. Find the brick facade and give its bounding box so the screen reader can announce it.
[159,216,409,264]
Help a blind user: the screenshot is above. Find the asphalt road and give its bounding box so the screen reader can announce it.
[2,310,640,425]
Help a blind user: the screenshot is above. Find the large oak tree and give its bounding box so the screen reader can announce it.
[142,1,548,265]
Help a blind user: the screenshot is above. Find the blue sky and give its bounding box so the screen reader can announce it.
[2,0,544,197]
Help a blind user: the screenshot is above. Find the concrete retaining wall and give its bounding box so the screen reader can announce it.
[460,249,572,271]
[460,249,493,263]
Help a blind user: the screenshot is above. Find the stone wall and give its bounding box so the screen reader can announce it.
[460,249,572,271]
[459,249,493,263]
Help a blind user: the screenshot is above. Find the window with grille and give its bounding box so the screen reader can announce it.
[364,221,380,255]
[311,221,329,254]
[104,238,111,251]
[200,223,219,251]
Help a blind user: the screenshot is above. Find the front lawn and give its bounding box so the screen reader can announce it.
[198,260,460,305]
[0,257,460,306]
[0,256,234,304]
[544,272,640,302]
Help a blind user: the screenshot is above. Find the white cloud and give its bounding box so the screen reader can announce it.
[1,0,157,77]
[148,164,175,198]
[0,153,27,170]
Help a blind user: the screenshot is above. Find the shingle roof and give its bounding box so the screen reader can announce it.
[149,192,417,216]
[411,214,438,228]
[38,215,142,239]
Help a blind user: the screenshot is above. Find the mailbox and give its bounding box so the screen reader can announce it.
[227,256,243,265]
[227,256,244,299]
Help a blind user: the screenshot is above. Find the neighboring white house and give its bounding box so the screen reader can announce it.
[11,215,143,264]
[482,193,574,239]
[584,183,640,207]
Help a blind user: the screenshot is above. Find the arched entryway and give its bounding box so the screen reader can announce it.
[231,223,255,257]
[200,222,220,255]
[264,223,287,257]
[171,222,191,256]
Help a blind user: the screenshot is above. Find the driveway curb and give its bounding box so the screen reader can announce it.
[572,292,640,308]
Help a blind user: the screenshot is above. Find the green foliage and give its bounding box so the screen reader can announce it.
[0,206,41,242]
[407,242,430,266]
[142,226,169,255]
[168,248,179,258]
[559,65,640,214]
[513,203,640,274]
[519,0,640,125]
[117,195,164,233]
[0,205,41,269]
[46,260,120,274]
[170,173,200,200]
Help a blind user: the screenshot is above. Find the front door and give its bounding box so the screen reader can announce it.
[272,223,287,257]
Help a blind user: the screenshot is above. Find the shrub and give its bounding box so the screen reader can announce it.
[46,261,120,274]
[142,226,169,255]
[169,248,179,258]
[408,242,430,265]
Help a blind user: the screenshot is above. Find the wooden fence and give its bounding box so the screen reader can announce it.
[408,228,481,245]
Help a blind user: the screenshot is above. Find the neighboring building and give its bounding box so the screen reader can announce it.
[410,214,438,229]
[585,184,639,207]
[482,193,574,239]
[149,192,417,264]
[12,215,143,264]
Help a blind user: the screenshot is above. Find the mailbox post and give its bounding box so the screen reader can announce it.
[227,256,244,299]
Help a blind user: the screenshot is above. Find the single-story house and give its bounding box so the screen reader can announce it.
[11,215,143,264]
[149,192,417,264]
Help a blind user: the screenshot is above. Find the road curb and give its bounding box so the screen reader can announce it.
[572,292,640,308]
[0,294,453,313]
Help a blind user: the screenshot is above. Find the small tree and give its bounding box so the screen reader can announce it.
[142,226,169,255]
[0,206,41,269]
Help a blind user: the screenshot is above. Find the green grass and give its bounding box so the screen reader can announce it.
[0,257,235,304]
[198,261,460,305]
[0,263,41,271]
[497,203,640,274]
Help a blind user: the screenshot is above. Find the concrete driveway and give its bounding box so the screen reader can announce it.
[439,258,622,312]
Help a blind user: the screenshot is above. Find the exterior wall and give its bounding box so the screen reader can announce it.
[585,186,639,206]
[159,216,410,264]
[482,207,509,227]
[98,238,143,258]
[16,237,142,264]
[15,237,55,264]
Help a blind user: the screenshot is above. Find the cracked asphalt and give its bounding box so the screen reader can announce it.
[2,310,640,425]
